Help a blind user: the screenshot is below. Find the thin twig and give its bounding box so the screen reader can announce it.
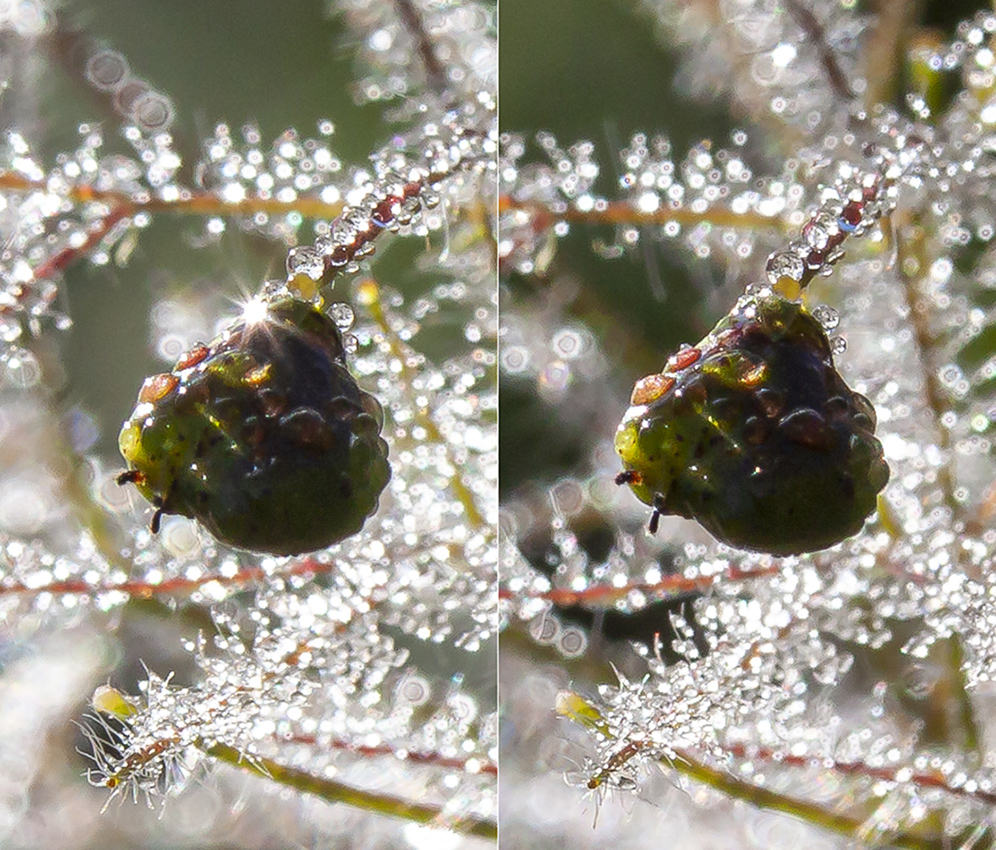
[360,278,489,531]
[499,194,786,233]
[33,204,131,280]
[204,742,497,839]
[894,216,961,523]
[671,748,937,850]
[394,0,448,94]
[783,0,856,102]
[724,742,996,808]
[285,733,497,776]
[0,172,344,222]
[499,562,781,607]
[0,556,336,599]
[861,0,921,108]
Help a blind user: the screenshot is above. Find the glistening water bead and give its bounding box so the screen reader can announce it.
[117,296,390,556]
[615,294,889,555]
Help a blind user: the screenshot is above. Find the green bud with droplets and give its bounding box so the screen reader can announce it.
[118,296,390,556]
[615,294,888,555]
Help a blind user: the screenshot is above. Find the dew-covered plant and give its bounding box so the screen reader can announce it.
[0,1,495,847]
[500,1,996,846]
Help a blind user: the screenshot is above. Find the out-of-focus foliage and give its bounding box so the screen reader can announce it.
[500,0,996,846]
[0,1,495,848]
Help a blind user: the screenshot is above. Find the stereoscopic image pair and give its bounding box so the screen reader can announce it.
[0,0,993,847]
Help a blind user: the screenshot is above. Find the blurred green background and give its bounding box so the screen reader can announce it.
[499,0,736,494]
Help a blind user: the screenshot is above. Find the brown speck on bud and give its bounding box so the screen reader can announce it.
[174,344,209,371]
[116,469,146,486]
[138,373,179,404]
[840,201,863,227]
[668,347,701,372]
[329,245,351,267]
[631,373,675,405]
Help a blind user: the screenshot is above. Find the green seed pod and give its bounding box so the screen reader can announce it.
[615,294,888,555]
[118,296,390,556]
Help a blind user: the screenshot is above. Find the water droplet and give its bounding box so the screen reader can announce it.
[902,663,938,699]
[328,302,354,330]
[551,328,584,360]
[3,348,41,388]
[938,363,965,388]
[501,346,528,373]
[0,315,21,343]
[161,516,201,558]
[803,221,829,250]
[395,673,431,707]
[538,361,571,395]
[0,478,49,534]
[559,627,588,658]
[85,49,129,91]
[66,408,99,452]
[157,333,186,362]
[829,335,847,355]
[343,333,358,354]
[811,304,840,331]
[529,613,560,644]
[131,91,174,131]
[286,246,325,280]
[765,250,805,284]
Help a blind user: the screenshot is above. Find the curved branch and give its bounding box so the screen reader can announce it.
[205,742,497,839]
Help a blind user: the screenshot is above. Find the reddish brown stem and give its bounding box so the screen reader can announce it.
[498,562,782,607]
[783,0,856,101]
[723,742,996,807]
[499,194,783,232]
[0,172,344,223]
[33,204,131,281]
[285,733,497,776]
[0,556,336,600]
[394,0,447,94]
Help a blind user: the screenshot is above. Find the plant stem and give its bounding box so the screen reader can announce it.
[0,172,344,222]
[499,195,786,233]
[360,278,489,531]
[671,750,937,850]
[0,555,338,599]
[862,0,921,108]
[203,742,497,840]
[783,0,856,101]
[394,0,448,94]
[499,561,781,607]
[894,215,962,525]
[284,733,497,776]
